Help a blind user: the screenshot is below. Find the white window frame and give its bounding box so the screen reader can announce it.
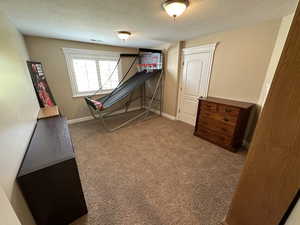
[62,48,122,97]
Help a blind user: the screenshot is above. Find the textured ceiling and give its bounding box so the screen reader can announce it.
[0,0,298,48]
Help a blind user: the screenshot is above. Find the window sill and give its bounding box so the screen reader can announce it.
[72,90,113,98]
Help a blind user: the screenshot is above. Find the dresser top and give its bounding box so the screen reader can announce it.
[17,116,75,177]
[199,97,254,109]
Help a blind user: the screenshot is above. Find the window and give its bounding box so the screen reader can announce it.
[63,48,121,97]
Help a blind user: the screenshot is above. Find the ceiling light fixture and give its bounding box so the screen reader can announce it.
[117,31,131,41]
[162,0,189,20]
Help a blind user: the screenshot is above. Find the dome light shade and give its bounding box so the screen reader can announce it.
[162,0,189,18]
[117,31,131,41]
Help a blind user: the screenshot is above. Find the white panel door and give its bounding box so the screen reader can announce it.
[178,45,216,125]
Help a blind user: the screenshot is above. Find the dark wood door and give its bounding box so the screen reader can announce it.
[225,3,300,225]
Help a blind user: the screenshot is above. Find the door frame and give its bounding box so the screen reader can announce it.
[176,43,217,122]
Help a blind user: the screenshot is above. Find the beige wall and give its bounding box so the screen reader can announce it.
[162,19,281,142]
[164,19,281,118]
[0,186,21,225]
[285,199,300,225]
[183,19,281,105]
[25,36,138,120]
[0,12,38,225]
[161,19,282,143]
[258,14,294,106]
[23,20,281,127]
[163,42,183,116]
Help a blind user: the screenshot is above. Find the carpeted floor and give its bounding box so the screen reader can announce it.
[69,113,246,225]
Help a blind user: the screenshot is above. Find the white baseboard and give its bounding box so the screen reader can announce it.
[68,107,176,125]
[110,106,141,116]
[67,106,142,125]
[162,112,176,120]
[147,108,176,120]
[67,116,94,124]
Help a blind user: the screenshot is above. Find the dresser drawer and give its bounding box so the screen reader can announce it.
[201,101,218,113]
[198,117,235,137]
[197,127,232,146]
[200,109,238,126]
[219,105,240,117]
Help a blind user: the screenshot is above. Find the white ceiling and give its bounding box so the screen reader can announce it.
[0,0,298,48]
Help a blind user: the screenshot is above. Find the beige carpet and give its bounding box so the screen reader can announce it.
[69,113,246,225]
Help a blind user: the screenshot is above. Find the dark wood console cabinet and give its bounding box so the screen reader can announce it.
[194,97,254,152]
[17,116,87,225]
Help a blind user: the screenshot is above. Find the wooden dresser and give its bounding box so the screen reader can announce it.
[194,97,254,152]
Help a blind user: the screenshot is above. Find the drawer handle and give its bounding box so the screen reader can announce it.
[221,128,227,132]
[224,118,229,122]
[225,109,232,113]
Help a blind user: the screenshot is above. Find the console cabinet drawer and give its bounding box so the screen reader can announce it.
[194,97,254,152]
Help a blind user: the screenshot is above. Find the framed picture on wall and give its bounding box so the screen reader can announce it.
[27,61,56,107]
